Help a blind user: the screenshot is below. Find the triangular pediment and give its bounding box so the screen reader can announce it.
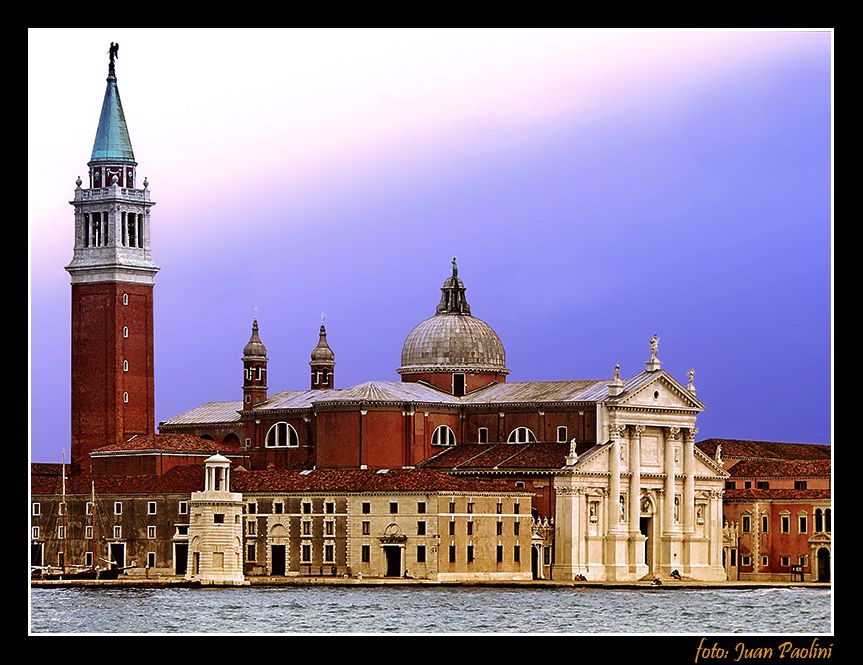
[614,372,704,410]
[693,447,729,478]
[570,443,611,473]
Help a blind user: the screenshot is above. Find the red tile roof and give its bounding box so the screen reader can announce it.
[697,439,830,461]
[31,464,524,496]
[90,434,245,455]
[232,467,522,493]
[419,442,589,471]
[727,458,830,479]
[724,488,831,501]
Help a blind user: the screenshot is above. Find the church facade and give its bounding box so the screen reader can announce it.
[31,48,733,584]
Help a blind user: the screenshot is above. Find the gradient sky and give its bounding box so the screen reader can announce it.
[29,29,833,462]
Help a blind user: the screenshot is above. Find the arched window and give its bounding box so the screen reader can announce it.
[557,426,567,442]
[507,427,536,444]
[432,425,456,447]
[222,433,240,448]
[200,434,214,441]
[814,508,823,533]
[825,508,831,532]
[266,422,299,448]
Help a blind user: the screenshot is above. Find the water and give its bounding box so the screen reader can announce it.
[30,586,831,634]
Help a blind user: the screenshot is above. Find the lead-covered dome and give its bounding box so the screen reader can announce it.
[398,258,508,375]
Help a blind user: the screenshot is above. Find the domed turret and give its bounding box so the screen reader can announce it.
[242,319,268,410]
[398,258,508,396]
[310,321,335,389]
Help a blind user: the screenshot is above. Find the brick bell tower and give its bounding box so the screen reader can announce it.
[242,319,268,410]
[66,44,158,468]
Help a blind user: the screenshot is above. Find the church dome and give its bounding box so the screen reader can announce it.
[398,258,508,375]
[310,323,335,365]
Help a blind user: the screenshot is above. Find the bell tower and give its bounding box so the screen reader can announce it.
[242,319,268,409]
[66,45,158,467]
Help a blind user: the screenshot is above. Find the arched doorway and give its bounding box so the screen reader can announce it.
[817,547,830,582]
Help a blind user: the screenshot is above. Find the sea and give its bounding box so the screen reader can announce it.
[30,585,832,635]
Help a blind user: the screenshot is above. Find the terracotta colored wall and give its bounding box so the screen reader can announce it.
[71,283,154,467]
[401,371,506,395]
[315,410,361,468]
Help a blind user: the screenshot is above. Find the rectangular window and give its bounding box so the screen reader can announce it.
[362,502,370,514]
[248,502,257,515]
[147,526,156,539]
[781,516,790,533]
[324,544,334,563]
[741,555,751,567]
[742,515,751,533]
[325,502,335,514]
[794,480,808,490]
[32,503,41,516]
[544,548,551,565]
[57,552,65,568]
[85,525,93,539]
[325,521,335,536]
[514,521,520,536]
[361,545,370,563]
[449,521,455,536]
[58,503,66,516]
[762,556,769,567]
[730,549,737,567]
[85,551,93,567]
[302,502,312,514]
[467,521,473,536]
[557,426,567,443]
[496,545,503,563]
[799,515,808,533]
[32,526,40,539]
[467,545,474,563]
[85,502,93,516]
[302,521,312,536]
[514,503,520,514]
[113,525,122,539]
[449,501,456,513]
[302,544,312,563]
[179,501,188,515]
[762,515,768,533]
[214,514,225,524]
[449,545,456,563]
[725,481,736,490]
[247,520,257,536]
[147,552,156,568]
[467,502,474,514]
[496,521,502,536]
[389,502,398,514]
[362,521,370,536]
[780,556,790,567]
[799,555,807,566]
[417,521,426,536]
[496,502,503,514]
[453,373,466,397]
[417,545,426,563]
[148,501,157,515]
[417,502,426,514]
[744,481,752,489]
[478,427,488,443]
[114,502,123,515]
[513,545,520,562]
[756,481,769,489]
[247,544,256,562]
[274,502,284,514]
[58,526,65,540]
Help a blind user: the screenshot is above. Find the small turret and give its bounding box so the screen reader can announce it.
[242,319,268,409]
[310,319,335,389]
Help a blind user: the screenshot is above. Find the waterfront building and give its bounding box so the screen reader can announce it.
[696,439,831,582]
[31,46,765,585]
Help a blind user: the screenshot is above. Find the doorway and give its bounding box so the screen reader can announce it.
[110,542,126,569]
[174,543,188,575]
[817,548,830,582]
[531,546,539,579]
[384,546,402,577]
[640,516,652,571]
[271,545,287,575]
[31,542,43,568]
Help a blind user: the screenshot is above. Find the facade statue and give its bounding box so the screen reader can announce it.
[649,334,659,360]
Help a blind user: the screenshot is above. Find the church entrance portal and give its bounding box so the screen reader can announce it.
[817,548,830,582]
[640,516,653,572]
[271,545,287,575]
[384,546,402,577]
[174,543,188,575]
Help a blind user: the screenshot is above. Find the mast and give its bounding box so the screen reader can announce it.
[90,480,96,570]
[61,452,67,574]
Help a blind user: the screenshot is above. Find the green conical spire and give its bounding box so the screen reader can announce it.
[90,57,135,164]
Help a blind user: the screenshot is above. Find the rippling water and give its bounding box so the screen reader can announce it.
[29,586,831,634]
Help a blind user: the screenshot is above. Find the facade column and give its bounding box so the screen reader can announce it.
[629,425,642,534]
[683,428,696,533]
[663,427,678,533]
[608,425,623,532]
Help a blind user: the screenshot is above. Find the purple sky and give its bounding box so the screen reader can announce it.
[29,29,832,462]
